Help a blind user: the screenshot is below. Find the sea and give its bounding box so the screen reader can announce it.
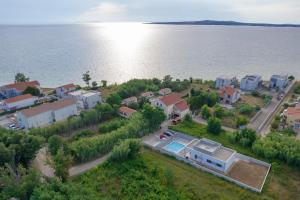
[0,23,300,87]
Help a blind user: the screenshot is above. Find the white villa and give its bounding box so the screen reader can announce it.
[269,75,288,91]
[56,83,77,98]
[68,90,101,109]
[121,96,138,106]
[186,138,236,173]
[0,81,41,98]
[0,94,38,111]
[215,76,237,89]
[17,98,78,129]
[218,86,240,104]
[151,93,189,119]
[159,88,172,96]
[240,75,262,91]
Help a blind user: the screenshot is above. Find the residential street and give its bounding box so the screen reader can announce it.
[248,81,295,136]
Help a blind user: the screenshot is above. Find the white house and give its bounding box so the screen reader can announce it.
[0,94,37,111]
[159,88,172,96]
[121,96,138,106]
[269,75,288,91]
[119,106,137,118]
[151,93,189,119]
[215,76,237,89]
[140,91,154,99]
[218,86,240,104]
[56,83,77,98]
[0,81,41,98]
[16,98,78,129]
[240,75,262,91]
[186,138,237,173]
[68,90,101,109]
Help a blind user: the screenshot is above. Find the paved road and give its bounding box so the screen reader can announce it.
[248,81,295,136]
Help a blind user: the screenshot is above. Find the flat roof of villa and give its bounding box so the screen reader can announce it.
[188,138,235,161]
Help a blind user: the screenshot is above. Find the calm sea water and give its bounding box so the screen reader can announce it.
[0,23,300,87]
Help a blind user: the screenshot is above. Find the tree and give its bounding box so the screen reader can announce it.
[48,135,64,156]
[106,93,122,106]
[15,73,30,83]
[82,71,91,87]
[91,81,98,88]
[95,103,115,120]
[53,148,72,182]
[101,80,107,87]
[214,104,224,118]
[162,75,173,87]
[235,128,256,147]
[207,117,221,135]
[142,104,166,131]
[236,116,249,128]
[23,86,40,96]
[109,139,141,162]
[128,102,139,110]
[201,105,211,120]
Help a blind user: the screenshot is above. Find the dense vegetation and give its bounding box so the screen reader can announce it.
[98,118,127,133]
[0,128,43,167]
[253,133,300,167]
[109,139,141,162]
[294,83,300,94]
[189,89,218,112]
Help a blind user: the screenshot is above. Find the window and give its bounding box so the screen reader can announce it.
[216,163,222,168]
[194,154,198,159]
[206,159,212,163]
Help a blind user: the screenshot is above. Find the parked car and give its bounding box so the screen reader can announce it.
[172,117,182,125]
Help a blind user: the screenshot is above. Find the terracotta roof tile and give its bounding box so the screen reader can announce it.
[4,94,35,104]
[219,86,237,96]
[119,106,137,115]
[175,100,189,111]
[159,93,182,106]
[20,98,76,118]
[5,81,40,92]
[60,83,76,90]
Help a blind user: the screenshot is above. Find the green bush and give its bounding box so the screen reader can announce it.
[294,84,300,94]
[201,105,211,120]
[98,119,126,133]
[109,139,141,162]
[72,130,95,141]
[239,104,255,116]
[207,117,221,135]
[48,135,64,156]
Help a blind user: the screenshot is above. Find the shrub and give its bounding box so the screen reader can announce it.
[234,128,257,147]
[109,139,141,162]
[201,105,211,120]
[236,116,249,128]
[72,130,95,141]
[294,84,300,94]
[207,117,221,135]
[184,114,192,122]
[98,119,126,133]
[48,135,64,156]
[239,104,255,116]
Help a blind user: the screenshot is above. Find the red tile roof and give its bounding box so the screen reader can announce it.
[175,100,189,111]
[60,83,76,90]
[119,106,137,115]
[20,98,76,117]
[4,94,35,104]
[218,86,237,97]
[5,81,40,92]
[159,93,182,106]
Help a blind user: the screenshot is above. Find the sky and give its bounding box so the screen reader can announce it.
[0,0,300,24]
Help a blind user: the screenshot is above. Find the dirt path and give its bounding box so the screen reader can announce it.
[32,147,55,178]
[68,153,111,177]
[192,116,236,132]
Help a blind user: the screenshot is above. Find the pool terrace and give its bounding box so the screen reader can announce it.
[144,130,271,193]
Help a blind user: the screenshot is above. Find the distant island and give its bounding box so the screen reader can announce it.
[147,20,300,28]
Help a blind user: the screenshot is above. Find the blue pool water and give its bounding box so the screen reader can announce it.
[164,141,185,154]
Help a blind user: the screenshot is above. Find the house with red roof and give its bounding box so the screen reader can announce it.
[0,94,38,111]
[283,103,300,134]
[218,86,240,105]
[119,106,137,118]
[0,81,41,98]
[56,83,77,98]
[151,93,189,119]
[16,98,78,129]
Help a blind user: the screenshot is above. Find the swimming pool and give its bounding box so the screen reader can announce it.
[163,141,185,154]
